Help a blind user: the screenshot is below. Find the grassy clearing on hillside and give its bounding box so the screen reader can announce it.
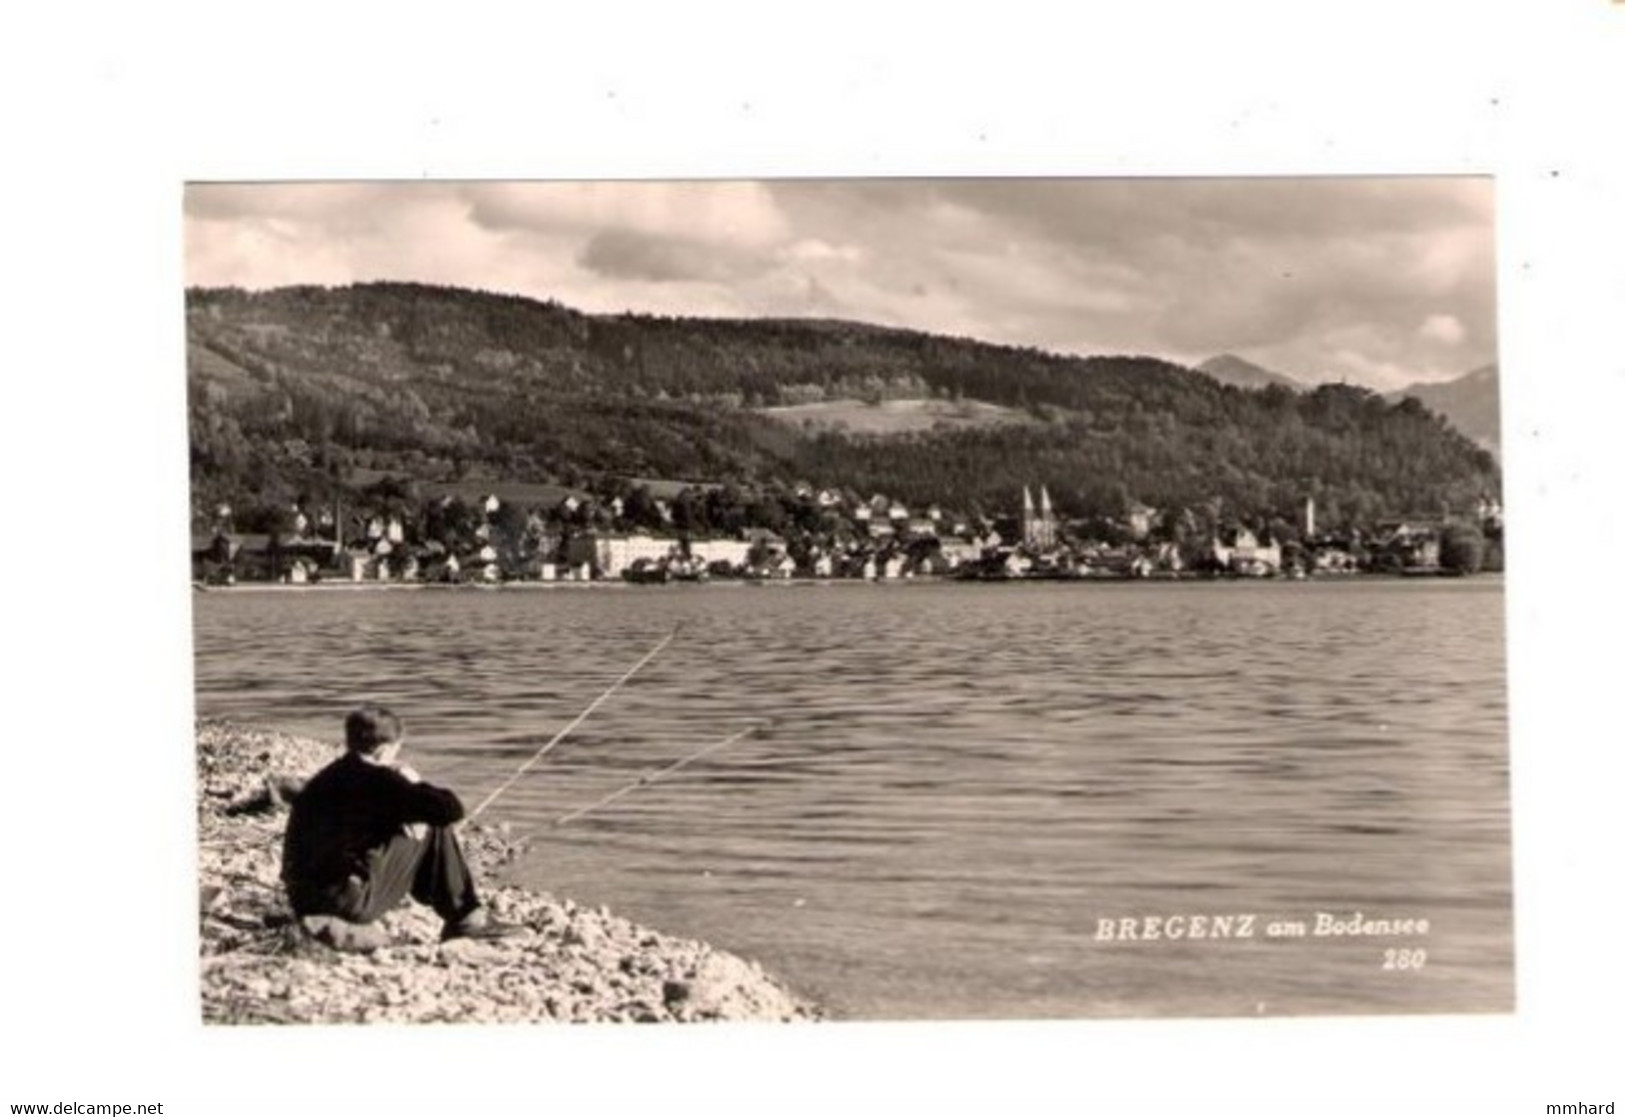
[760,396,1036,436]
[188,343,263,391]
[627,477,722,498]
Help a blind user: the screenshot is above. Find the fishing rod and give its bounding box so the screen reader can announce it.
[466,625,680,821]
[553,719,770,827]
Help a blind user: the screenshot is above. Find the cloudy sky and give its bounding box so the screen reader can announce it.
[185,178,1495,390]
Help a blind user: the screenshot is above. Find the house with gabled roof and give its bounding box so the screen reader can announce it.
[1373,520,1442,573]
[285,556,320,584]
[471,543,502,582]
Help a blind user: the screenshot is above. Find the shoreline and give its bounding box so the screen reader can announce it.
[195,570,1500,593]
[196,719,820,1024]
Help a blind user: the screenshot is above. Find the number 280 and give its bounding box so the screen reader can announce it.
[1382,948,1427,971]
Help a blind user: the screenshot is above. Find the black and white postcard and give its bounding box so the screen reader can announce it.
[186,177,1510,1023]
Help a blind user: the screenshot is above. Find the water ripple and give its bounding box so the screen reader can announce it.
[193,578,1512,1019]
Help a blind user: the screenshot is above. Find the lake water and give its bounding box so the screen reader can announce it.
[191,579,1513,1020]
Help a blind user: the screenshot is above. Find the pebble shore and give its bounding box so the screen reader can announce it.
[196,720,821,1024]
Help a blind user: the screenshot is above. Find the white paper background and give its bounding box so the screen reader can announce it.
[3,1,1622,1113]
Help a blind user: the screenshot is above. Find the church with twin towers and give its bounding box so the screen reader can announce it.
[1021,485,1059,551]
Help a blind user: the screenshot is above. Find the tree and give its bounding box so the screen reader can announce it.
[490,500,531,562]
[1439,522,1486,575]
[748,490,789,533]
[622,484,662,530]
[187,283,1502,536]
[671,487,707,534]
[424,497,480,550]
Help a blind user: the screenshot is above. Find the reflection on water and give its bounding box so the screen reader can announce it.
[193,579,1512,1019]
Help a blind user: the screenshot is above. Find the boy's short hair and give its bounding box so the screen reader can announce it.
[345,704,403,754]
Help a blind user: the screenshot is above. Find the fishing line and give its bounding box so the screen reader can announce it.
[552,719,770,827]
[467,624,680,820]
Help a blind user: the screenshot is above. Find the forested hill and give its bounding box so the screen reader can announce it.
[186,282,1500,532]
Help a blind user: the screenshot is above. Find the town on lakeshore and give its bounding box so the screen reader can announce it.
[183,280,1506,593]
[191,479,1505,588]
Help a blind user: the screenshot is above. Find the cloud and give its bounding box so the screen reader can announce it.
[184,184,492,290]
[186,183,390,223]
[782,238,865,264]
[1419,313,1466,346]
[760,178,1497,379]
[1326,346,1420,391]
[577,230,774,284]
[183,177,1498,389]
[466,181,791,249]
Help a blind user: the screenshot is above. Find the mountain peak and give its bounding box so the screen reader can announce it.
[1387,363,1501,457]
[1197,354,1301,392]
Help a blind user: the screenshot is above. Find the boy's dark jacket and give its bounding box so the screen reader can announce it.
[281,752,464,904]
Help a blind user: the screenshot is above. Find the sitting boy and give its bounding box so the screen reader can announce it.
[281,704,522,946]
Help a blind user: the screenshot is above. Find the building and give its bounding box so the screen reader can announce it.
[1021,486,1059,551]
[1209,527,1282,576]
[687,538,751,570]
[342,546,373,582]
[475,544,501,581]
[1125,502,1158,541]
[1374,521,1443,572]
[595,534,679,579]
[936,538,982,570]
